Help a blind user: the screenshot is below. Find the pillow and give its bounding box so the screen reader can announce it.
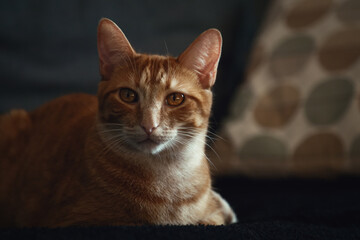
[211,0,360,177]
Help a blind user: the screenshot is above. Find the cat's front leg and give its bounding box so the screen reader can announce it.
[199,191,237,225]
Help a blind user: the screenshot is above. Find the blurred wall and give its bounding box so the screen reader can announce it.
[0,0,269,129]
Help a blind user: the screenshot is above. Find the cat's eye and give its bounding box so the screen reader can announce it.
[119,88,138,103]
[166,92,185,106]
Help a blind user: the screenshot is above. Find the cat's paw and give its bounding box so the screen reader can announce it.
[199,191,237,225]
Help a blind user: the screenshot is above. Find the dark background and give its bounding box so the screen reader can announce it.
[2,2,360,238]
[0,0,269,130]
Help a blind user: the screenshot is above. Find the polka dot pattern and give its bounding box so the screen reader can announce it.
[293,132,345,171]
[270,35,315,77]
[239,135,287,161]
[305,77,354,125]
[246,44,264,77]
[286,0,332,29]
[318,28,360,71]
[216,0,360,177]
[254,85,300,127]
[230,86,253,119]
[337,0,360,23]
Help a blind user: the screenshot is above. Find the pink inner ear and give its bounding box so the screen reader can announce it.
[178,29,222,89]
[97,18,135,79]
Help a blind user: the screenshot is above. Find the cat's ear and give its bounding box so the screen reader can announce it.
[178,29,222,89]
[97,18,135,80]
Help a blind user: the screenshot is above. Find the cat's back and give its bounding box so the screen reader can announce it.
[30,93,98,126]
[0,93,98,226]
[0,93,98,165]
[1,93,98,147]
[27,93,98,160]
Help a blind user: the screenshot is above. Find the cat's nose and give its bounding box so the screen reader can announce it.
[141,124,158,135]
[141,111,160,135]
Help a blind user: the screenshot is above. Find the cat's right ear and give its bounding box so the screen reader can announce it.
[178,29,222,89]
[97,18,135,80]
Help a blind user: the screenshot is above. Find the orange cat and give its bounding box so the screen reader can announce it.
[0,18,236,227]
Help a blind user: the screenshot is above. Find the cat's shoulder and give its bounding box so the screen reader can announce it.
[31,93,98,118]
[0,93,97,140]
[45,93,98,108]
[0,109,31,141]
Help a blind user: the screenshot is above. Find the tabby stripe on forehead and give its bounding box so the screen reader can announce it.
[151,59,162,82]
[139,67,149,86]
[144,59,154,84]
[139,58,169,84]
[156,66,166,84]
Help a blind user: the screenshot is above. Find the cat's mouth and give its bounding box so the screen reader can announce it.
[137,137,168,154]
[138,137,161,148]
[138,138,158,145]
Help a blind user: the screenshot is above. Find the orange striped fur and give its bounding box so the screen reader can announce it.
[0,18,236,227]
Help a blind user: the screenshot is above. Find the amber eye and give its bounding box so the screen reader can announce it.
[119,88,138,103]
[166,92,185,106]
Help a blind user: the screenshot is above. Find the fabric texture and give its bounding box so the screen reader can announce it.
[212,0,360,177]
[1,177,360,240]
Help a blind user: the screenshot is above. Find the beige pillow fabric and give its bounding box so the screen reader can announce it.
[211,0,360,177]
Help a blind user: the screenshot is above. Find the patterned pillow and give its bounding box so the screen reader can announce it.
[211,0,360,177]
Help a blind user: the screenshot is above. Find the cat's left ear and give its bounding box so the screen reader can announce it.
[178,29,222,89]
[97,18,136,80]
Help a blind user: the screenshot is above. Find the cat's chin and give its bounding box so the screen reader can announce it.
[136,139,168,155]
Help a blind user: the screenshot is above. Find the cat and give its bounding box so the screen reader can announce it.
[0,18,236,227]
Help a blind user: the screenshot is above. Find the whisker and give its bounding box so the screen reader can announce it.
[176,126,225,143]
[98,129,123,134]
[176,129,220,154]
[206,130,225,141]
[202,152,216,169]
[171,136,217,169]
[99,123,127,127]
[96,135,126,159]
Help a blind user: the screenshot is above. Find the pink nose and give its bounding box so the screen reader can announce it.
[141,125,158,135]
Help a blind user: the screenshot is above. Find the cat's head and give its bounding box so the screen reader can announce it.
[96,18,222,156]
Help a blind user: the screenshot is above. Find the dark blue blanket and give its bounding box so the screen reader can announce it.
[1,177,360,240]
